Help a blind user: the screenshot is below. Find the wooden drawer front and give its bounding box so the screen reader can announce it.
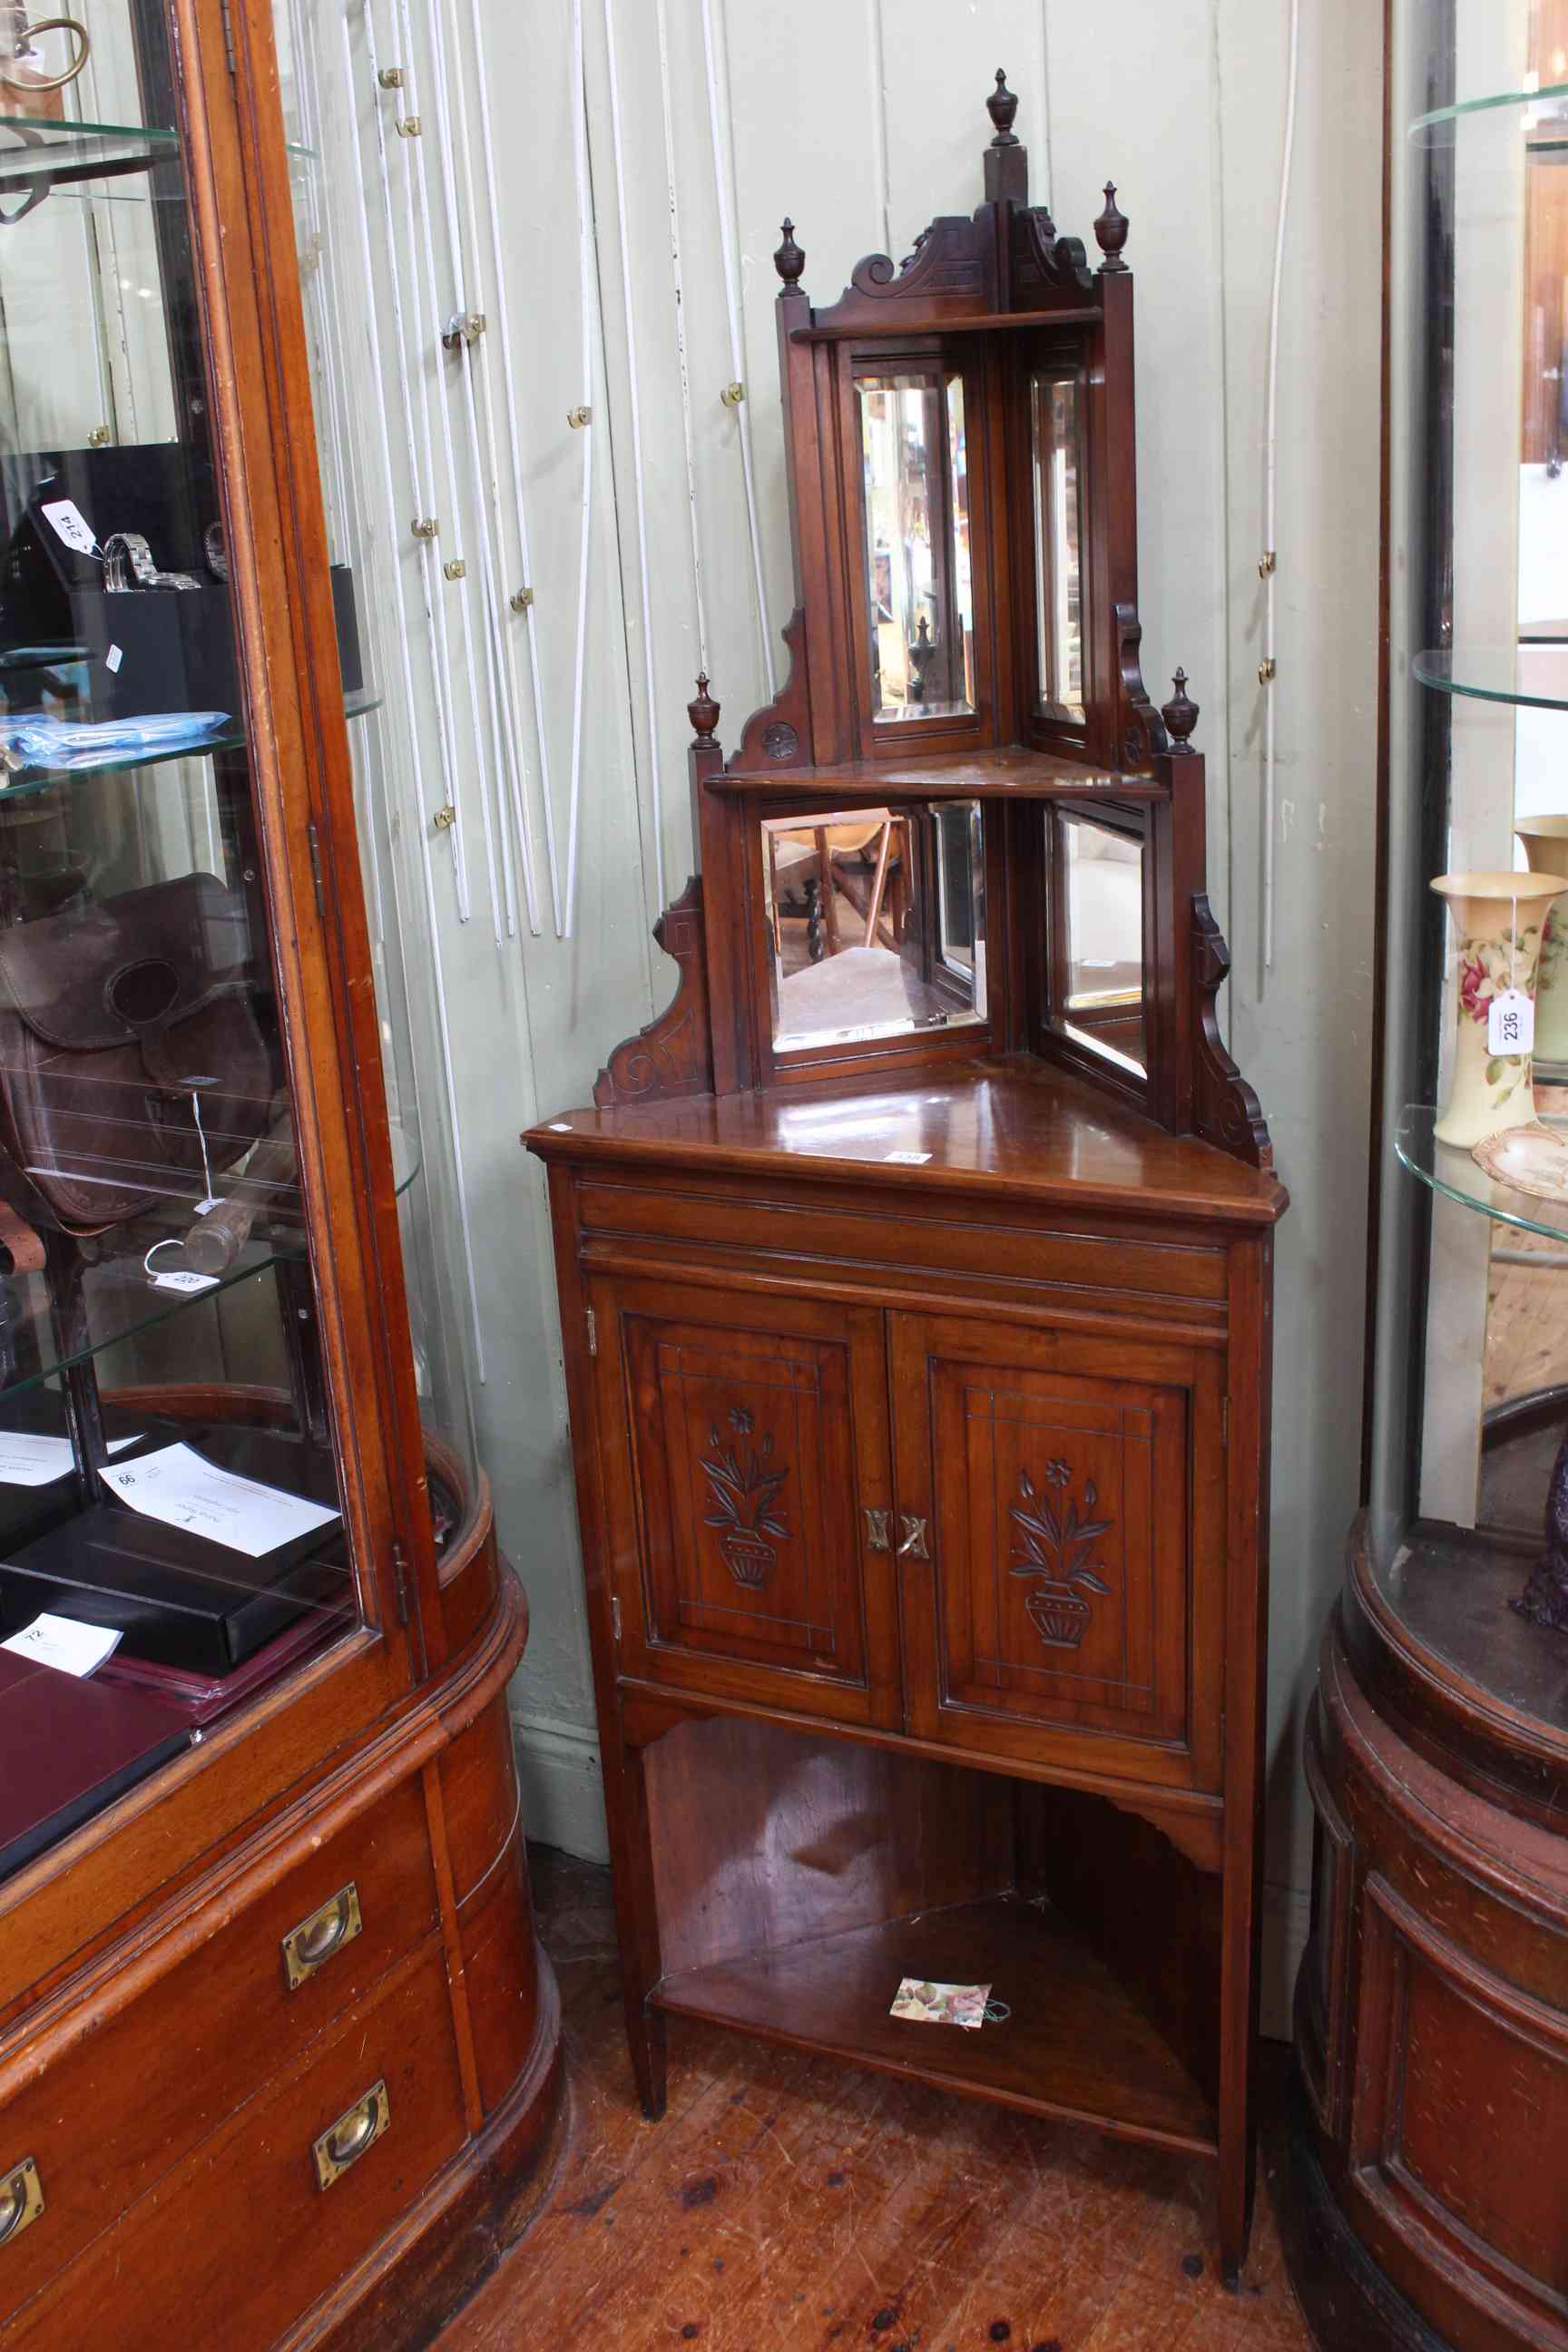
[0,1770,437,2323]
[1349,1877,1568,2348]
[592,1275,900,1727]
[576,1179,1229,1321]
[7,1948,466,2352]
[893,1311,1223,1791]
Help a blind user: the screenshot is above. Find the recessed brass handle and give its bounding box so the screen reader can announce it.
[312,2080,390,2190]
[0,2158,44,2249]
[897,1514,929,1560]
[863,1506,890,1551]
[281,1882,362,1992]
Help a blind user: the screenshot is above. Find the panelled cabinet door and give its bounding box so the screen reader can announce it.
[889,1312,1224,1793]
[589,1277,901,1725]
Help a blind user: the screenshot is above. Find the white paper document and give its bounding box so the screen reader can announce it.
[0,1431,141,1487]
[2,1612,122,1677]
[98,1442,340,1559]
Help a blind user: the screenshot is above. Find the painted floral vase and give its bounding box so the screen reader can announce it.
[1515,818,1568,1065]
[1430,869,1568,1148]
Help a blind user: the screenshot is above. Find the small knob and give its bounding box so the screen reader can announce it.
[1094,182,1130,273]
[773,219,806,289]
[1161,668,1200,751]
[688,672,720,744]
[986,69,1019,147]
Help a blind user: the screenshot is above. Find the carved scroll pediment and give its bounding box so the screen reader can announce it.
[1191,894,1273,1171]
[731,609,810,773]
[593,877,713,1111]
[847,212,988,303]
[1009,206,1096,302]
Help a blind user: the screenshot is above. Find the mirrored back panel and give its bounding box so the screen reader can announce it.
[857,374,974,725]
[763,802,986,1054]
[1030,368,1086,723]
[1047,809,1146,1077]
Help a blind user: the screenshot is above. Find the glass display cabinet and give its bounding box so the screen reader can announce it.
[530,79,1287,2286]
[1285,6,1568,2347]
[0,6,557,2347]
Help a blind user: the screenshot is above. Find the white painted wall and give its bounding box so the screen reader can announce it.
[284,0,1382,2021]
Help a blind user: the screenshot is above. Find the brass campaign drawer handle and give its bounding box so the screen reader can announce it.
[312,2079,390,2190]
[897,1514,930,1560]
[282,1881,362,1992]
[0,2158,44,2249]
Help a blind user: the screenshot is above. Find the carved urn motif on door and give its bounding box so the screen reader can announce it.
[1009,1461,1112,1648]
[701,1405,790,1587]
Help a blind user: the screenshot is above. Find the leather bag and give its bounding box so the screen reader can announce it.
[0,872,276,1233]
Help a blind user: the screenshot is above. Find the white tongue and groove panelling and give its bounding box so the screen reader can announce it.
[284,0,1381,1957]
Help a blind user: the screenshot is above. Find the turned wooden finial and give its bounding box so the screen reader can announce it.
[1094,181,1130,272]
[1162,668,1199,751]
[688,673,720,745]
[773,219,805,289]
[986,68,1019,147]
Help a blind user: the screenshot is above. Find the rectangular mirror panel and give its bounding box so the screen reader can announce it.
[1032,372,1085,721]
[858,375,974,724]
[764,802,986,1054]
[1055,811,1145,1075]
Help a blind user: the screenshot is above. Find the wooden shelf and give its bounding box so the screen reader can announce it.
[790,307,1104,342]
[716,744,1162,800]
[652,1891,1218,2158]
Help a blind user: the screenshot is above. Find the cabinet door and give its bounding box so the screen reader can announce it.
[890,1311,1224,1792]
[590,1277,900,1725]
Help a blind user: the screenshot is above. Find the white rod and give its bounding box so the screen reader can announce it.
[654,0,710,671]
[395,0,508,948]
[1261,0,1300,978]
[427,0,543,936]
[603,0,665,907]
[286,0,351,554]
[340,3,487,1380]
[468,0,564,936]
[564,0,594,940]
[420,0,524,936]
[866,0,892,260]
[698,0,774,698]
[363,0,473,923]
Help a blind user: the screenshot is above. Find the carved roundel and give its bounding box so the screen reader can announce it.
[760,721,798,762]
[1121,722,1147,771]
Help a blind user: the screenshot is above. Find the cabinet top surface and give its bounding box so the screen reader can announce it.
[527,1057,1287,1229]
[714,746,1158,800]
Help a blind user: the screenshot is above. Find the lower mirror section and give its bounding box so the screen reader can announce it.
[1050,809,1146,1077]
[763,801,986,1055]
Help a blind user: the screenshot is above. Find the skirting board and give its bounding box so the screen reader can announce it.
[505,1705,1313,2046]
[510,1706,610,1861]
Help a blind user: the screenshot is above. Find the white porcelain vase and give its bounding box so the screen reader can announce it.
[1430,869,1568,1149]
[1514,817,1568,1064]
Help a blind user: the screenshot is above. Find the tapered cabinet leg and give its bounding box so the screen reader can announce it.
[602,1733,667,2122]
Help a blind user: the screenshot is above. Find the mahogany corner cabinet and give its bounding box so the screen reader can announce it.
[527,73,1286,2287]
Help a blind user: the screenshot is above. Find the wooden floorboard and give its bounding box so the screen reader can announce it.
[433,1848,1312,2352]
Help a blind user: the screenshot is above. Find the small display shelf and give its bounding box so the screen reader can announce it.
[0,115,316,204]
[1409,80,1568,138]
[652,1891,1216,2156]
[1394,1102,1568,1240]
[1412,645,1568,712]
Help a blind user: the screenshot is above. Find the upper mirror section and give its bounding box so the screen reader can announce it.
[1052,811,1145,1075]
[858,374,974,724]
[763,802,986,1054]
[1031,369,1086,723]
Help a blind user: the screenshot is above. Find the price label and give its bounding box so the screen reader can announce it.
[1489,987,1534,1056]
[104,643,123,674]
[151,1269,220,1294]
[2,1612,122,1677]
[884,1149,932,1165]
[40,497,96,556]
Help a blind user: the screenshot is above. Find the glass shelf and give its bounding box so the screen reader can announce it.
[0,686,381,800]
[0,116,315,201]
[1410,80,1568,139]
[1413,645,1568,712]
[0,1117,418,1409]
[1396,1102,1568,1240]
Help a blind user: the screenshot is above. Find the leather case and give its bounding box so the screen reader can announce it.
[0,1649,189,1884]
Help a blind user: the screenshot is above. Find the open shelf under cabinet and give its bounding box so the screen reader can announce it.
[652,1890,1218,2159]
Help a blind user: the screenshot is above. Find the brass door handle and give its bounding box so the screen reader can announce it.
[281,1882,362,1992]
[897,1514,929,1560]
[0,2158,44,2249]
[312,2080,390,2190]
[863,1507,890,1551]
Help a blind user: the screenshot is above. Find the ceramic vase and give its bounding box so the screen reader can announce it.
[1514,817,1568,1066]
[1431,869,1568,1148]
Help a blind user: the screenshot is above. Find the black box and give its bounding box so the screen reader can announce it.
[0,444,361,720]
[0,1427,349,1674]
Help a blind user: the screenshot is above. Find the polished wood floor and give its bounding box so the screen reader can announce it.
[435,1849,1312,2352]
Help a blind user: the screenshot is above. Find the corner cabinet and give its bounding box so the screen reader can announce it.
[529,75,1285,2288]
[0,5,559,2346]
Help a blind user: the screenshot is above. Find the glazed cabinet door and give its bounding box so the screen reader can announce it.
[890,1311,1225,1793]
[589,1276,901,1725]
